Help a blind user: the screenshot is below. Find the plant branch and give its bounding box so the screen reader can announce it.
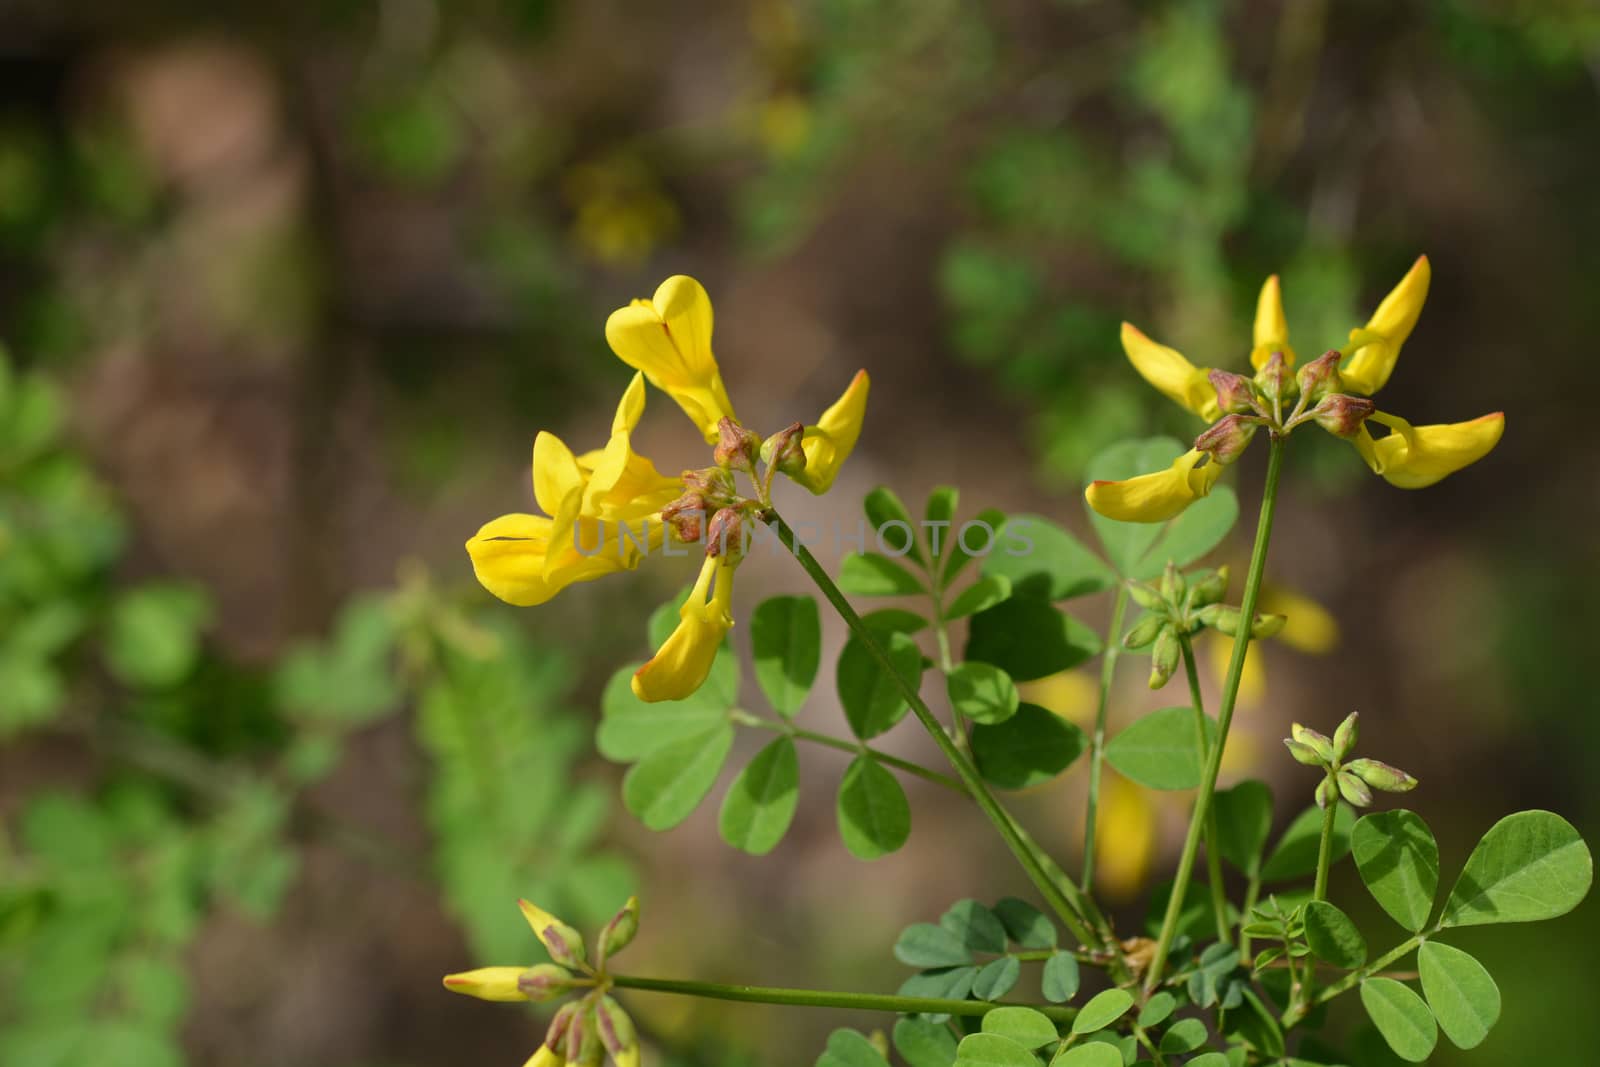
[1179,634,1233,947]
[1082,583,1130,893]
[610,974,1078,1024]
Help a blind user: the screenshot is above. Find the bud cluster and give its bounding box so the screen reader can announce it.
[1123,563,1287,690]
[1196,349,1378,467]
[1283,712,1418,809]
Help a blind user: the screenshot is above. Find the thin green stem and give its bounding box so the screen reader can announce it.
[610,974,1077,1023]
[737,714,964,792]
[1179,635,1232,947]
[1238,874,1262,960]
[1313,786,1340,902]
[767,512,1103,952]
[1144,437,1287,992]
[1282,931,1429,1027]
[1082,583,1130,894]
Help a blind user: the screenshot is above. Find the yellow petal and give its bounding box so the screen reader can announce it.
[466,514,558,606]
[632,557,735,702]
[1249,274,1296,370]
[585,376,683,519]
[613,371,648,434]
[532,431,584,517]
[1120,323,1220,420]
[604,276,737,441]
[1084,448,1223,523]
[522,1046,564,1067]
[1356,410,1505,489]
[1018,670,1098,726]
[1340,255,1430,395]
[441,966,528,1002]
[794,369,870,494]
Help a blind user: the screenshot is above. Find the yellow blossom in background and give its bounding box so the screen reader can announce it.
[564,157,681,267]
[1205,583,1340,705]
[1093,773,1159,902]
[1088,257,1505,523]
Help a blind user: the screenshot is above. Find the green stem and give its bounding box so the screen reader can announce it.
[1238,874,1262,960]
[1282,932,1428,1027]
[1312,785,1340,902]
[1082,583,1130,894]
[1143,436,1287,992]
[610,974,1078,1023]
[737,715,964,792]
[767,512,1101,951]
[1178,635,1232,947]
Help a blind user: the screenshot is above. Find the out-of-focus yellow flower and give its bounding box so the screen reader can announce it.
[605,276,737,443]
[1020,670,1099,726]
[633,556,736,702]
[564,157,680,268]
[794,369,870,495]
[1085,448,1224,523]
[1205,583,1340,705]
[1088,257,1504,523]
[758,92,813,159]
[1094,772,1159,901]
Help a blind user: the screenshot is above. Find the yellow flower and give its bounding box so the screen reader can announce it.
[1339,256,1430,396]
[441,967,528,1002]
[605,276,737,443]
[795,369,871,495]
[1094,773,1159,901]
[633,556,736,702]
[1352,410,1506,490]
[1089,257,1503,523]
[1084,448,1223,523]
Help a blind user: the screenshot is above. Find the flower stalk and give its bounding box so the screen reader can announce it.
[1082,583,1130,894]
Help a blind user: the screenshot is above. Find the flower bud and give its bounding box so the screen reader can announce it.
[713,417,762,470]
[1337,768,1374,807]
[660,493,707,544]
[1208,369,1257,415]
[1284,738,1326,768]
[1189,566,1229,608]
[1161,561,1186,603]
[1296,350,1344,401]
[596,995,640,1067]
[597,896,639,966]
[1250,613,1286,639]
[1123,614,1166,651]
[1195,414,1259,466]
[517,963,579,1003]
[1254,350,1295,402]
[577,1005,606,1067]
[1198,603,1236,633]
[1315,775,1339,810]
[681,466,738,508]
[1310,394,1376,439]
[1128,582,1165,611]
[1332,712,1359,763]
[442,966,529,1002]
[520,899,588,969]
[706,507,746,561]
[1345,758,1418,793]
[1149,627,1180,690]
[1291,723,1335,764]
[760,421,807,478]
[546,1002,582,1057]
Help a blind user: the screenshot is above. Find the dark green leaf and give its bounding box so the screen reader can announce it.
[924,486,960,564]
[1261,804,1356,882]
[718,738,800,855]
[993,897,1056,949]
[1085,437,1183,575]
[1104,706,1216,790]
[1352,810,1439,933]
[861,608,930,635]
[1136,991,1175,1028]
[966,599,1101,682]
[750,596,821,716]
[947,662,1020,725]
[895,923,974,969]
[1213,779,1273,875]
[942,507,1007,585]
[838,630,924,740]
[1041,951,1079,1003]
[980,514,1115,600]
[1302,900,1367,969]
[836,756,911,859]
[895,1017,960,1067]
[1157,1018,1207,1054]
[971,704,1087,789]
[972,956,1021,1001]
[865,486,924,565]
[946,574,1014,620]
[1133,485,1238,579]
[941,899,1008,954]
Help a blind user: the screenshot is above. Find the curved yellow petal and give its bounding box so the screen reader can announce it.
[794,369,870,495]
[613,371,648,434]
[442,967,528,1002]
[632,557,735,702]
[1340,255,1430,395]
[532,431,584,517]
[604,276,736,441]
[1357,410,1505,489]
[585,375,684,519]
[1249,274,1297,370]
[1085,448,1223,523]
[466,513,632,607]
[1120,323,1220,419]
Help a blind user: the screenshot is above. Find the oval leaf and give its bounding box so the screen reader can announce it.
[839,552,925,596]
[941,899,1008,954]
[1133,485,1238,579]
[966,599,1101,682]
[1041,951,1079,1003]
[971,704,1087,790]
[1261,804,1356,882]
[865,486,925,565]
[836,755,911,859]
[947,662,1020,725]
[817,1028,889,1067]
[993,897,1056,950]
[718,737,800,855]
[750,596,821,716]
[972,956,1021,1001]
[981,514,1115,600]
[894,1017,959,1067]
[946,574,1014,620]
[622,723,734,830]
[1418,941,1500,1050]
[1071,988,1133,1035]
[1360,978,1438,1062]
[1441,810,1593,928]
[598,663,728,761]
[1051,1046,1120,1067]
[1302,900,1367,969]
[954,1033,1037,1067]
[895,922,974,968]
[981,1006,1058,1049]
[1213,779,1274,875]
[1351,810,1440,933]
[942,507,1007,585]
[838,630,924,740]
[1103,706,1216,790]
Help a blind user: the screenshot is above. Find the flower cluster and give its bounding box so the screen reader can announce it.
[465,276,869,702]
[1284,712,1419,809]
[1086,258,1505,521]
[444,899,642,1067]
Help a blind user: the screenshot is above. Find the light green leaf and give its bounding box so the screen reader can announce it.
[1360,978,1438,1062]
[1418,941,1500,1050]
[837,630,924,740]
[899,965,977,1005]
[861,608,930,635]
[1136,991,1175,1028]
[621,723,734,831]
[947,662,1020,725]
[972,704,1087,790]
[1133,485,1238,579]
[895,923,974,968]
[718,738,800,855]
[1261,804,1356,882]
[1071,988,1133,1034]
[1302,900,1367,969]
[597,664,728,761]
[1050,1043,1120,1067]
[982,1006,1058,1049]
[1213,779,1273,875]
[895,1017,960,1067]
[980,514,1115,600]
[955,1033,1038,1067]
[1441,810,1593,928]
[1103,706,1216,790]
[1185,1055,1230,1067]
[817,1028,890,1067]
[839,551,926,596]
[972,956,1021,1001]
[966,599,1101,682]
[836,756,910,859]
[942,507,1007,586]
[1040,951,1079,1003]
[750,596,821,716]
[947,574,1014,620]
[924,486,960,567]
[1158,1017,1208,1054]
[1352,810,1439,933]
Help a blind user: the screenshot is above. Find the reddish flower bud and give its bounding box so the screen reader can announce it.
[1296,350,1344,401]
[1310,394,1376,438]
[1255,350,1295,402]
[760,421,807,477]
[660,492,707,543]
[706,507,746,560]
[1208,369,1257,415]
[1195,414,1259,466]
[713,417,762,470]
